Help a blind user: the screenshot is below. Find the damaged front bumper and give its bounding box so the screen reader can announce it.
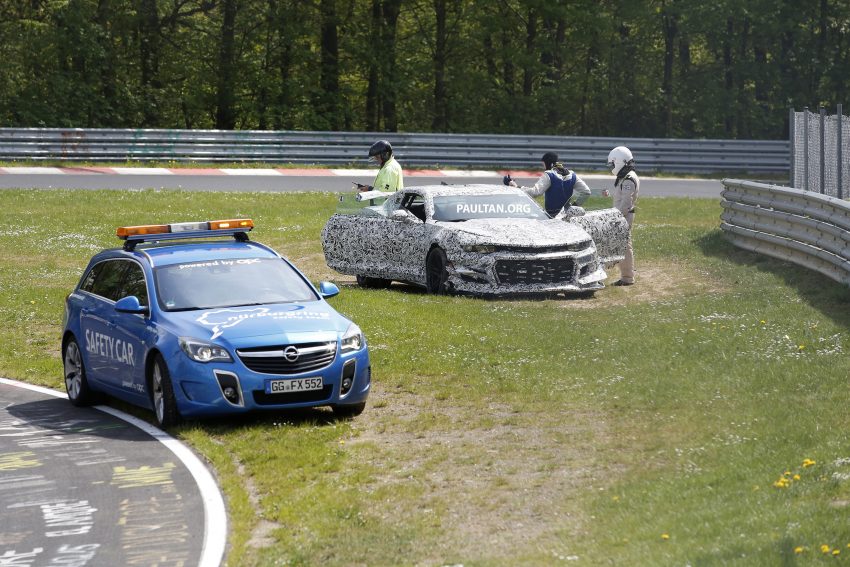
[445,249,608,296]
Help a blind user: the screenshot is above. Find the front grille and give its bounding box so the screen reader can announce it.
[493,241,592,254]
[495,258,575,285]
[237,341,337,375]
[253,385,333,406]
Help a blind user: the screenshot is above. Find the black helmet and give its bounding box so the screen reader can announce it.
[368,140,393,162]
[541,152,558,170]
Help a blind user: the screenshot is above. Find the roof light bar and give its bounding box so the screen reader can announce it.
[116,219,254,250]
[210,219,254,230]
[116,224,170,238]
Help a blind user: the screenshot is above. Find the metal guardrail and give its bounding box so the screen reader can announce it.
[0,128,789,174]
[720,179,850,285]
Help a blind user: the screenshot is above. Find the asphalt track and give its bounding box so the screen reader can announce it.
[0,378,226,567]
[0,168,724,198]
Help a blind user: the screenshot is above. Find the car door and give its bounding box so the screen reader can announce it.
[108,261,151,397]
[388,192,434,283]
[78,259,149,396]
[78,260,127,384]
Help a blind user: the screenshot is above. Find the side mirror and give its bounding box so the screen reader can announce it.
[390,209,418,223]
[115,295,149,315]
[319,281,340,299]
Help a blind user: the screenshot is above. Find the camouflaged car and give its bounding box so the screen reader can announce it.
[321,185,629,296]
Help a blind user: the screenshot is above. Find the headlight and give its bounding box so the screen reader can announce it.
[462,244,496,254]
[179,337,232,363]
[341,324,364,353]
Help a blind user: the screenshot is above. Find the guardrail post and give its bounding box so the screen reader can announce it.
[803,107,810,191]
[838,104,844,200]
[820,107,826,194]
[789,107,796,188]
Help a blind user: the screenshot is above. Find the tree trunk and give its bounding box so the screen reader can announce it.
[432,0,448,131]
[381,0,401,132]
[319,0,340,130]
[661,4,676,136]
[96,0,116,125]
[523,7,536,98]
[365,0,381,130]
[215,0,238,130]
[736,18,750,137]
[723,17,734,136]
[137,0,163,125]
[272,0,296,130]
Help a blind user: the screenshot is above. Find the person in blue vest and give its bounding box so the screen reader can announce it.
[505,152,591,217]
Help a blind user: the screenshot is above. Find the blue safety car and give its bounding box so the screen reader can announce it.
[61,219,370,427]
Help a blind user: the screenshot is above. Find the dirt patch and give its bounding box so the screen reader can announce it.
[347,387,621,561]
[231,453,282,550]
[550,261,729,309]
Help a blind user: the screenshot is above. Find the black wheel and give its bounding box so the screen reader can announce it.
[425,248,449,294]
[355,275,392,289]
[333,402,366,418]
[150,354,182,428]
[63,338,97,407]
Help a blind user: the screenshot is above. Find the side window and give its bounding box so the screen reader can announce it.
[119,263,149,307]
[83,260,148,304]
[87,261,128,301]
[79,263,104,293]
[401,193,426,221]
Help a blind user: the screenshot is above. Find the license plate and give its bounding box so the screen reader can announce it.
[266,377,323,394]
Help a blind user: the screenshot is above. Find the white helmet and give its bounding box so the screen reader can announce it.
[607,146,634,176]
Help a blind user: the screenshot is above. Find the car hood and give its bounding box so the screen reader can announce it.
[437,218,590,246]
[164,302,348,345]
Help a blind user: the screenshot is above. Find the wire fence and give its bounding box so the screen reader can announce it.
[790,106,848,198]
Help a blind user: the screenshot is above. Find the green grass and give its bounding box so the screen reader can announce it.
[1,189,849,565]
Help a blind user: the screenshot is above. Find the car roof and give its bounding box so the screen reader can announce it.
[402,184,529,198]
[95,239,280,268]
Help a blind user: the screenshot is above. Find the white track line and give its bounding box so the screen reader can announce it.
[0,377,227,567]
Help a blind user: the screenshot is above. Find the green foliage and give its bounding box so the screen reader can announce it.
[0,0,847,137]
[2,189,850,564]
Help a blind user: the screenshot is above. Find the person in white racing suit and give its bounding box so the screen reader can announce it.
[604,146,640,286]
[506,152,591,217]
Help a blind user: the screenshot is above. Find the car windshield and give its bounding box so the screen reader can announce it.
[154,257,317,311]
[432,194,549,222]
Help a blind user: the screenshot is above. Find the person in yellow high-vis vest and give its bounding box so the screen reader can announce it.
[360,140,404,193]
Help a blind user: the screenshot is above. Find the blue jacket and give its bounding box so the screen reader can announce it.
[543,171,577,216]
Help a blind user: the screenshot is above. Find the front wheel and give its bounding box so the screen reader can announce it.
[425,248,449,294]
[63,338,97,406]
[150,354,181,428]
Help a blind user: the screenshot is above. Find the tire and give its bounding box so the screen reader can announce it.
[63,338,97,407]
[425,248,449,294]
[355,275,392,289]
[150,354,182,428]
[333,402,366,418]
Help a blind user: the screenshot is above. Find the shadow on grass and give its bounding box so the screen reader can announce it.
[105,396,348,437]
[338,280,599,302]
[695,228,850,327]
